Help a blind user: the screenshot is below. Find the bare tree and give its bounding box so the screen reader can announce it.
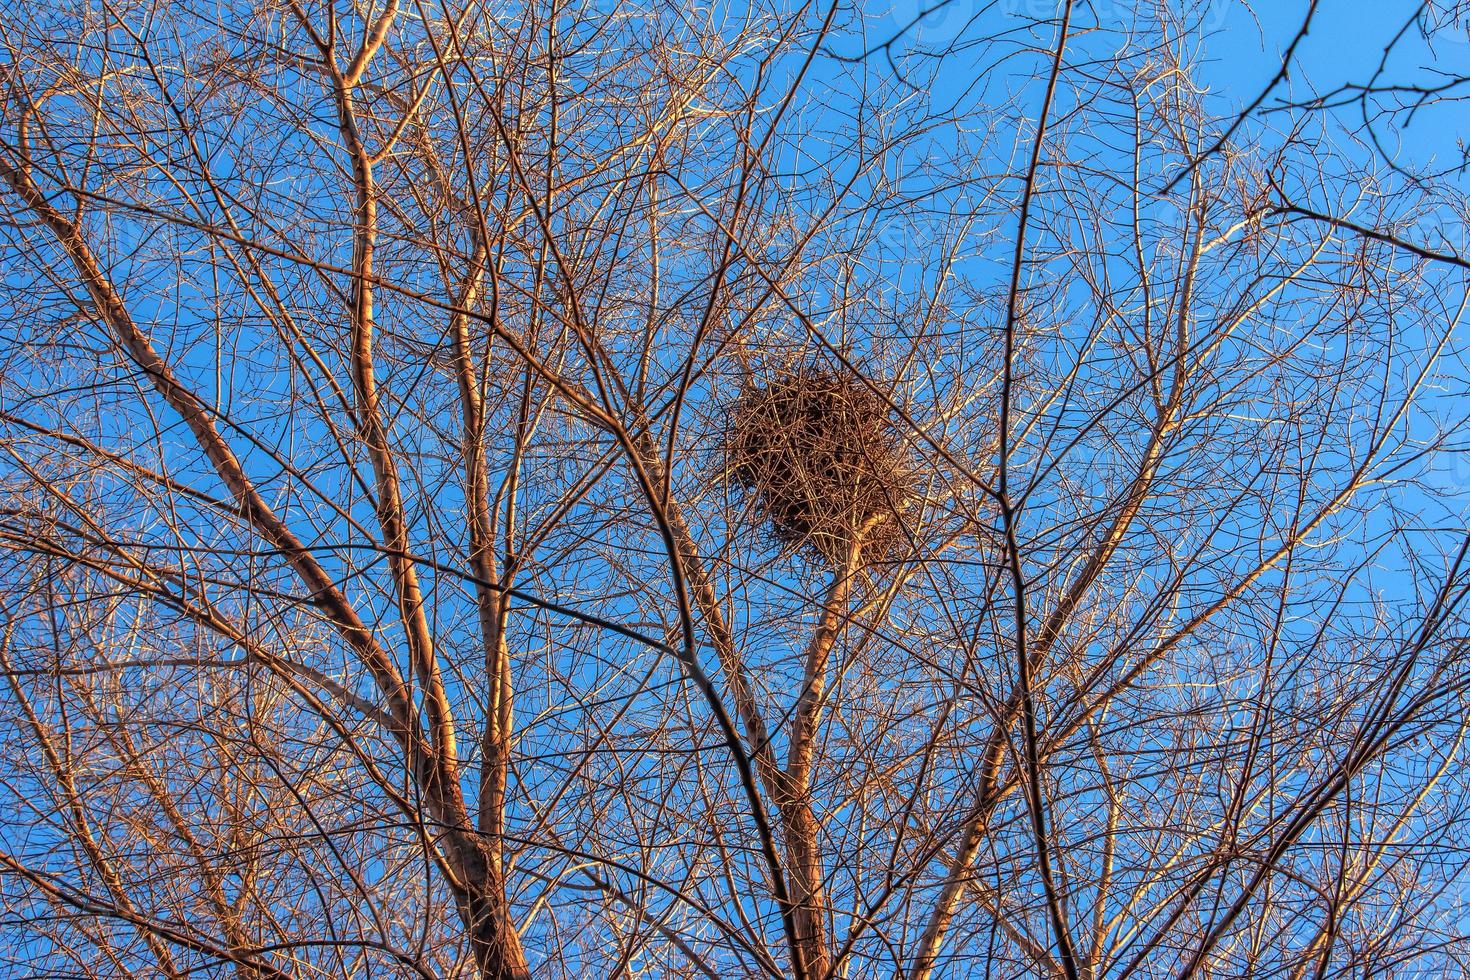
[2,0,1469,977]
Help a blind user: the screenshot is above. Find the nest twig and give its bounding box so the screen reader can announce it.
[725,365,915,567]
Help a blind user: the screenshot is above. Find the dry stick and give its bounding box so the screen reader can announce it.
[3,844,443,979]
[0,157,428,784]
[444,239,515,834]
[873,258,1397,975]
[7,506,794,972]
[0,136,517,978]
[407,17,806,964]
[321,28,531,973]
[1111,568,1465,977]
[0,852,315,980]
[0,628,186,979]
[405,1,536,860]
[1169,536,1470,978]
[777,532,869,980]
[501,823,785,977]
[971,558,1269,971]
[439,41,812,964]
[931,367,1185,977]
[0,471,433,965]
[906,734,1008,980]
[618,427,811,980]
[568,867,726,980]
[0,522,415,808]
[1274,200,1470,271]
[1289,715,1470,980]
[1053,498,1432,975]
[897,33,1196,980]
[661,0,846,507]
[97,20,380,516]
[1157,0,1320,197]
[87,691,274,980]
[429,0,799,887]
[994,2,1080,977]
[665,132,1140,977]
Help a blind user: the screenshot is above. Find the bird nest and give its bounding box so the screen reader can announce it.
[724,366,916,567]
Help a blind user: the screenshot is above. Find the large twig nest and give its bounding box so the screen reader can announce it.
[725,365,916,567]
